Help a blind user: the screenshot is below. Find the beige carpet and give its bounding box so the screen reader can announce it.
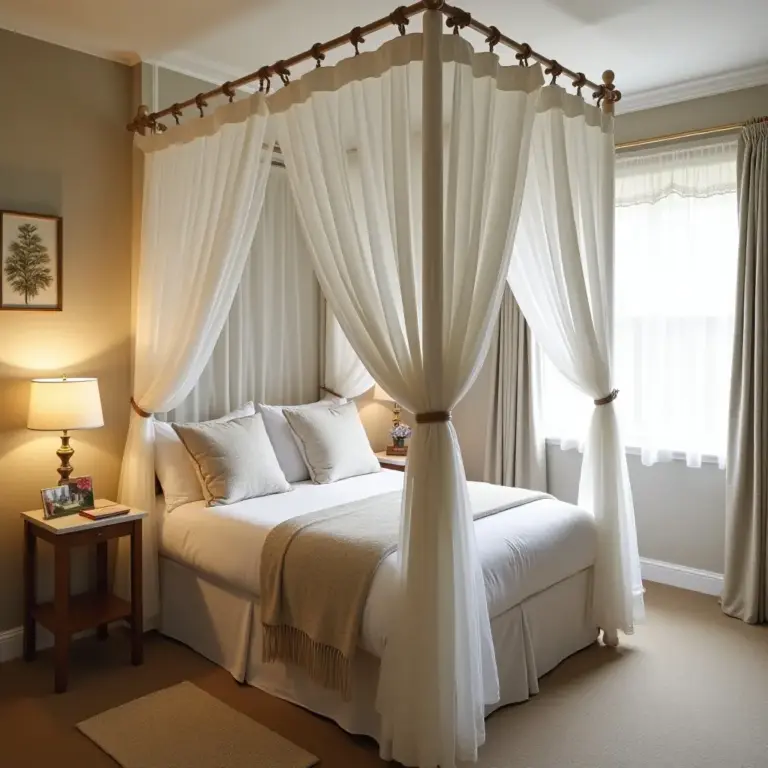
[78,681,317,768]
[1,583,767,768]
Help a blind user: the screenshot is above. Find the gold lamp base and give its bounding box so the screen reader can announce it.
[387,401,407,455]
[56,430,74,485]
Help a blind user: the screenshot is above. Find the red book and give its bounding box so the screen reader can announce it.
[79,505,130,520]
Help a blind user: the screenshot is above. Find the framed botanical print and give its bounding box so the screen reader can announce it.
[1,211,63,310]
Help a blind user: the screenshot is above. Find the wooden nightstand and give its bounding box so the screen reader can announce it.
[376,451,407,472]
[21,499,147,693]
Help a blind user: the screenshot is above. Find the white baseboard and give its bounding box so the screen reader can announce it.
[641,557,723,597]
[0,626,95,664]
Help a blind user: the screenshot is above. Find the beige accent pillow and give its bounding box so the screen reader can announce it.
[282,401,380,484]
[172,413,291,506]
[155,402,255,512]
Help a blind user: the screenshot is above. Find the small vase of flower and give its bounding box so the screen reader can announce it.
[387,423,412,456]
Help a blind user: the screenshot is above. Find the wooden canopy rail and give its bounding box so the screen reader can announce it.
[128,0,619,134]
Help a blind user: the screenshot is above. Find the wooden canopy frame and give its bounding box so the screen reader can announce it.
[128,0,619,134]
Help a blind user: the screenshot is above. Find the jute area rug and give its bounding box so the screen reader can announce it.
[77,681,318,768]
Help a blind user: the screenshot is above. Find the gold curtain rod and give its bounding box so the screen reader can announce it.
[616,121,744,151]
[128,0,618,133]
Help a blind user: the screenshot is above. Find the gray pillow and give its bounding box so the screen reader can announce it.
[282,401,380,484]
[172,413,291,506]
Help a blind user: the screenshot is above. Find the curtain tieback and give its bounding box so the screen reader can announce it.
[594,389,619,406]
[130,397,152,418]
[415,411,452,424]
[320,385,344,399]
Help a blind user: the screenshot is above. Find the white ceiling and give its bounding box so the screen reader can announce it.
[1,0,767,111]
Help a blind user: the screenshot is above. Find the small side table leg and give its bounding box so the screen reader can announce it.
[96,540,109,640]
[23,521,37,661]
[54,543,71,694]
[130,521,143,665]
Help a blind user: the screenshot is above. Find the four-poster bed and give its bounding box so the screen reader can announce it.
[119,2,644,766]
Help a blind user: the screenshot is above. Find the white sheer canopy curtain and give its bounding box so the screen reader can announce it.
[163,167,321,423]
[117,97,275,620]
[272,12,541,766]
[509,86,644,641]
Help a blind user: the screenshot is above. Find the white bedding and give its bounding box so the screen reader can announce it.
[159,470,597,656]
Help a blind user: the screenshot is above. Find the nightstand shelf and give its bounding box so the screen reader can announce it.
[32,593,132,636]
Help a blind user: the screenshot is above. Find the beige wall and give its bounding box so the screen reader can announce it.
[0,30,133,632]
[616,85,768,144]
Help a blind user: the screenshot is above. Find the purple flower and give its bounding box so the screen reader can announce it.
[390,423,412,440]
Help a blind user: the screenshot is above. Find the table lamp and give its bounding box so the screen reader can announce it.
[373,383,400,428]
[27,376,104,484]
[373,383,410,456]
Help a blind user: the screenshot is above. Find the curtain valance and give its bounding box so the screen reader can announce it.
[616,139,738,205]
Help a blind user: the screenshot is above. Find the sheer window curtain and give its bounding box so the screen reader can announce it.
[541,140,738,467]
[163,166,321,423]
[117,98,275,620]
[271,15,542,766]
[509,85,644,640]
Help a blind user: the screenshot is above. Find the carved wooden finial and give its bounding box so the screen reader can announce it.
[602,69,616,114]
[127,104,151,134]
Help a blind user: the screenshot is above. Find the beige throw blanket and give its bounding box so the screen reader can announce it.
[260,486,551,697]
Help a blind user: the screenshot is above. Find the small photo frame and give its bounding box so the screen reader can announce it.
[67,476,95,511]
[41,485,77,520]
[1,211,63,311]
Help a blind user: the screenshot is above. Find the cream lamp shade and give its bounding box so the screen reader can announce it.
[27,377,104,431]
[27,376,104,486]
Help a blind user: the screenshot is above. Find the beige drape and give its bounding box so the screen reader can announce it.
[722,118,768,624]
[484,285,546,490]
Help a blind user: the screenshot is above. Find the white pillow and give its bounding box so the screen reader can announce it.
[282,401,380,484]
[172,414,291,506]
[155,402,255,512]
[257,398,345,483]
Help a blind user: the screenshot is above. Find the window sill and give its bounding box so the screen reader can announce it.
[544,437,725,468]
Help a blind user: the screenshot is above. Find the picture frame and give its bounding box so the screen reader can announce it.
[1,210,62,311]
[67,476,95,511]
[41,485,78,520]
[40,476,96,520]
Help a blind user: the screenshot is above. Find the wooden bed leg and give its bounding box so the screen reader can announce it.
[602,628,619,647]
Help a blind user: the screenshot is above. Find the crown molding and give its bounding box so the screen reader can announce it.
[146,51,256,94]
[619,62,768,114]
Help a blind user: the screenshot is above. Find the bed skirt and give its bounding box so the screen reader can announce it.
[159,556,598,740]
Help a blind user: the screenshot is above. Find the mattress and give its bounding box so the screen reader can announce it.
[159,470,597,655]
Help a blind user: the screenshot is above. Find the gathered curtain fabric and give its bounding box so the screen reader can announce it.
[484,283,546,490]
[723,118,768,624]
[163,166,321,423]
[272,14,542,766]
[509,86,644,639]
[117,97,275,619]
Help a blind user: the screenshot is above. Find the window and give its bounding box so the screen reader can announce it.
[541,139,739,468]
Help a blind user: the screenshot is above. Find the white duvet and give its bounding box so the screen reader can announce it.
[159,470,597,656]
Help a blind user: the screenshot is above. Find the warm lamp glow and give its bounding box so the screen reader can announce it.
[27,377,104,431]
[27,377,104,484]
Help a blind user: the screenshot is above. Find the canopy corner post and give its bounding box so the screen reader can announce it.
[421,7,445,388]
